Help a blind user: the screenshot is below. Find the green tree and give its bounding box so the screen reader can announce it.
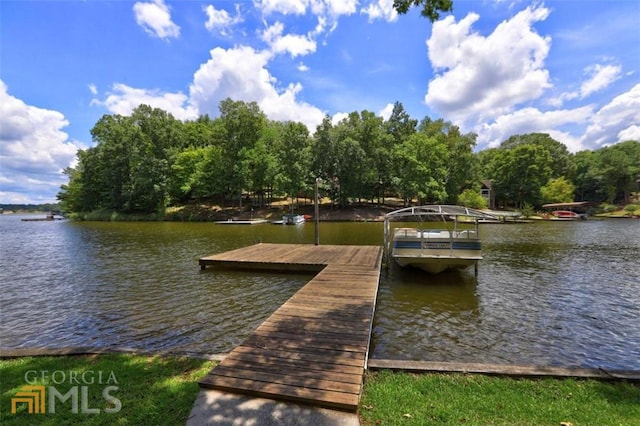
[393,0,453,21]
[458,188,487,209]
[218,99,266,207]
[248,121,280,207]
[501,133,575,179]
[541,177,575,204]
[419,117,478,204]
[168,147,207,203]
[599,140,640,203]
[573,150,606,202]
[491,144,553,208]
[275,121,312,208]
[392,133,448,205]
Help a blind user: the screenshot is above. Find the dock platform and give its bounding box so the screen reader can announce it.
[198,243,383,412]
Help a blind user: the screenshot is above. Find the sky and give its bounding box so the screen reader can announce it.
[1,0,639,204]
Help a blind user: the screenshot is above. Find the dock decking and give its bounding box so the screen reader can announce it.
[198,243,383,412]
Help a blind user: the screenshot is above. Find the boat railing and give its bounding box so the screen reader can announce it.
[393,228,477,239]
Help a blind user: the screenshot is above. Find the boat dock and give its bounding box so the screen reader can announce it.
[198,243,383,412]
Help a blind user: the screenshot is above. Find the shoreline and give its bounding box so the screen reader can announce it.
[3,347,638,382]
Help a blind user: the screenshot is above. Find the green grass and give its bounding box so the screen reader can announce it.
[1,354,216,425]
[3,356,639,425]
[360,371,640,426]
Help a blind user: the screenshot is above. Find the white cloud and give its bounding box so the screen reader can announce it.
[133,0,180,39]
[618,124,640,142]
[477,105,593,152]
[323,0,358,17]
[361,0,398,23]
[581,83,640,148]
[379,103,394,120]
[261,22,317,57]
[189,46,324,130]
[256,0,308,16]
[256,0,357,38]
[93,83,198,121]
[88,84,98,96]
[580,63,622,99]
[204,4,243,36]
[475,84,640,152]
[425,5,552,124]
[331,112,349,125]
[0,80,84,203]
[547,63,623,107]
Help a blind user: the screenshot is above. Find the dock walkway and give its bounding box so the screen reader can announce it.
[199,243,383,412]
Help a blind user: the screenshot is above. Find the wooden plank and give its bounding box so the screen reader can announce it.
[215,359,362,386]
[206,366,361,394]
[242,334,367,352]
[367,359,640,381]
[198,243,382,411]
[225,351,362,376]
[200,375,359,411]
[229,345,365,367]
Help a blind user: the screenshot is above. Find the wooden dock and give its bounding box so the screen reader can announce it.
[198,243,383,412]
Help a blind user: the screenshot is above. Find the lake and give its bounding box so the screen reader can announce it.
[1,214,638,371]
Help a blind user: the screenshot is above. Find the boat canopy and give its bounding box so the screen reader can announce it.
[383,205,498,268]
[542,202,591,209]
[384,205,498,221]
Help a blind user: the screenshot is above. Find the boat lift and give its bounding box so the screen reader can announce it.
[383,205,498,271]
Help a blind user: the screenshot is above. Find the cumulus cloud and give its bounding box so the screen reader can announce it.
[256,0,357,37]
[189,46,324,130]
[425,5,552,124]
[133,0,180,39]
[204,4,243,36]
[361,0,398,22]
[379,103,394,120]
[476,106,593,152]
[92,83,198,121]
[581,83,640,148]
[256,0,308,16]
[0,81,84,203]
[547,63,623,107]
[475,83,640,152]
[331,112,349,125]
[580,63,622,98]
[261,22,317,57]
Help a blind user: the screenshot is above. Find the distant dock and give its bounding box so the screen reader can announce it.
[198,243,383,411]
[21,211,65,222]
[213,219,269,225]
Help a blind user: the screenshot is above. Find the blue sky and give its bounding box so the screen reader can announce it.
[1,0,639,204]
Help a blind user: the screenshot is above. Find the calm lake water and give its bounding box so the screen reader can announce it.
[1,214,638,370]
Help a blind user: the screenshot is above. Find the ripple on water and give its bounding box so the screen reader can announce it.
[1,217,639,370]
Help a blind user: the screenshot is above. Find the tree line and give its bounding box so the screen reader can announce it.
[57,100,640,214]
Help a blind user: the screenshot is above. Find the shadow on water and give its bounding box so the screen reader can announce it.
[372,266,481,360]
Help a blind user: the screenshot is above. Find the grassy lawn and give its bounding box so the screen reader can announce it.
[1,354,216,425]
[360,370,640,426]
[2,355,639,425]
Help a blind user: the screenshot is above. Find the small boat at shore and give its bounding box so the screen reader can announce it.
[272,214,307,224]
[384,205,497,274]
[283,213,306,224]
[551,210,582,220]
[543,202,590,221]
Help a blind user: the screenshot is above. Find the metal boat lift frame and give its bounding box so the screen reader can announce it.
[383,205,498,270]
